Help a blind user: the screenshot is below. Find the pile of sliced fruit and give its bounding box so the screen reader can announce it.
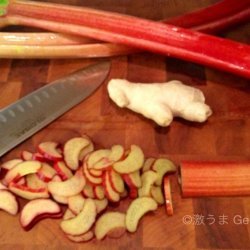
[0,135,176,242]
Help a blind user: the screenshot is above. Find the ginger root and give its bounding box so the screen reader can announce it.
[107,79,212,127]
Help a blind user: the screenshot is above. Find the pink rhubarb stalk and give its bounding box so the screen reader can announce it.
[4,0,250,78]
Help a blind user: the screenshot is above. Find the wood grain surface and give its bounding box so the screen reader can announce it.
[0,0,250,249]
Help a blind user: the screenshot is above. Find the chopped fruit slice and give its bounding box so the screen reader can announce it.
[138,170,158,197]
[129,187,138,199]
[37,163,57,182]
[107,227,126,239]
[93,198,108,214]
[1,159,23,171]
[142,158,155,172]
[66,230,94,242]
[54,161,73,181]
[95,212,126,240]
[60,198,96,235]
[109,169,125,193]
[113,145,144,174]
[79,142,94,161]
[94,186,105,200]
[123,170,141,188]
[32,152,46,162]
[63,208,76,220]
[163,176,174,216]
[68,194,85,215]
[120,189,128,199]
[64,137,91,170]
[126,197,157,233]
[0,181,7,190]
[151,186,164,205]
[103,171,120,202]
[87,149,111,168]
[26,174,47,189]
[20,198,62,230]
[3,161,41,185]
[82,184,95,198]
[8,183,49,200]
[21,150,33,161]
[89,168,103,177]
[38,141,62,161]
[50,175,68,204]
[109,145,124,161]
[16,177,26,185]
[0,190,19,215]
[82,162,103,185]
[152,159,176,186]
[92,157,113,170]
[48,170,86,197]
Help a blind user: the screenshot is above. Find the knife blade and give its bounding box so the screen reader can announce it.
[0,60,111,157]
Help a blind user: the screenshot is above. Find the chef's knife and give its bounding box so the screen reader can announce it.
[0,61,111,157]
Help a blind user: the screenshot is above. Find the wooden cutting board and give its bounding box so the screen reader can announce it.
[0,0,249,249]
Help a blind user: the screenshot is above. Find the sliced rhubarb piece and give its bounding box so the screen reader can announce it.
[151,158,176,186]
[180,161,250,197]
[125,197,157,233]
[3,160,41,185]
[138,170,158,197]
[0,190,19,215]
[95,212,126,240]
[1,159,23,171]
[20,198,62,231]
[103,171,120,202]
[108,169,125,193]
[68,194,85,215]
[113,145,144,174]
[82,162,103,185]
[64,137,91,170]
[163,176,174,216]
[66,230,94,243]
[60,198,96,236]
[54,161,73,181]
[38,141,62,161]
[48,169,86,197]
[8,183,49,200]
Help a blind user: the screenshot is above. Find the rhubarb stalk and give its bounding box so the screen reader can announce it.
[3,0,250,78]
[163,0,250,33]
[180,161,250,197]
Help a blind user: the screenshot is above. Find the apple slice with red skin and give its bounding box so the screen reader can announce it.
[9,182,49,200]
[93,198,108,214]
[26,174,47,189]
[163,176,174,216]
[60,198,96,236]
[0,190,19,215]
[103,171,120,202]
[78,141,94,162]
[3,160,41,185]
[32,152,47,162]
[113,145,144,174]
[138,170,158,197]
[54,161,73,181]
[0,181,7,190]
[82,162,103,186]
[48,169,86,197]
[64,137,91,170]
[20,198,62,231]
[1,159,23,171]
[63,208,76,220]
[38,141,63,161]
[82,183,95,199]
[95,212,126,240]
[89,168,103,177]
[151,186,164,205]
[37,163,57,182]
[109,169,125,193]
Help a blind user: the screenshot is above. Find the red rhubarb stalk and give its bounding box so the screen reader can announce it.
[163,176,174,216]
[4,1,250,78]
[163,0,250,33]
[180,161,250,197]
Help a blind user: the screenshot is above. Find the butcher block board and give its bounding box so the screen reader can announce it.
[0,0,249,249]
